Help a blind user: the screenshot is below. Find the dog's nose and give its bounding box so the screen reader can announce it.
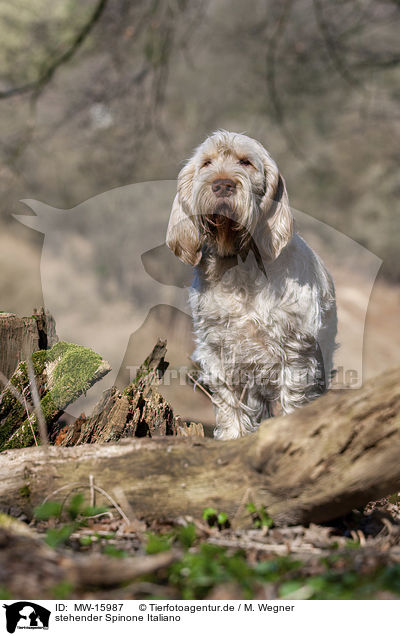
[212,179,236,197]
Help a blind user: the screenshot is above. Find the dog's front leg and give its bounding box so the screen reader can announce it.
[215,387,272,439]
[212,384,259,439]
[193,346,259,439]
[279,336,326,413]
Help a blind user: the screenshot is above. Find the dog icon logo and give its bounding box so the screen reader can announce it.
[3,602,50,633]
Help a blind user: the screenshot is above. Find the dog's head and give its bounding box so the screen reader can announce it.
[166,130,293,265]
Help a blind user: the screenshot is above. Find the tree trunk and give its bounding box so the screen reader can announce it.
[0,367,399,527]
[0,308,58,381]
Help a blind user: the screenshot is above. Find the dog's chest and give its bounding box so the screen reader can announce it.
[190,267,279,354]
[190,261,319,365]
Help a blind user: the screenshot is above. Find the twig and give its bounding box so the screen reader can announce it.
[232,486,254,526]
[89,474,95,509]
[112,486,142,526]
[0,0,109,100]
[239,383,248,403]
[187,372,217,405]
[42,478,130,524]
[187,367,254,413]
[27,358,48,448]
[0,369,39,445]
[83,511,113,521]
[42,482,84,504]
[265,0,306,161]
[187,357,201,370]
[313,0,363,91]
[0,370,32,412]
[22,389,38,447]
[208,536,323,556]
[93,484,130,525]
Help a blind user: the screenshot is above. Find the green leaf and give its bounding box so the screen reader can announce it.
[45,523,76,548]
[34,500,62,521]
[279,580,304,597]
[246,502,257,514]
[202,507,218,521]
[67,493,84,520]
[79,535,93,546]
[178,523,196,548]
[103,545,128,558]
[81,505,109,518]
[246,503,273,528]
[145,532,172,554]
[217,512,228,525]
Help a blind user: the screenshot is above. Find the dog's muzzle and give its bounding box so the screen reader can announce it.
[211,178,237,198]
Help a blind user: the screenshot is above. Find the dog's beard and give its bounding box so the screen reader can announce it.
[203,210,242,256]
[193,179,258,257]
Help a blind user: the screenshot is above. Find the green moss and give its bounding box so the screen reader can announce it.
[1,341,109,451]
[19,484,31,499]
[40,393,58,421]
[3,418,37,450]
[1,353,46,414]
[122,383,135,397]
[0,513,36,538]
[42,341,63,361]
[32,349,47,374]
[0,405,26,448]
[47,342,103,408]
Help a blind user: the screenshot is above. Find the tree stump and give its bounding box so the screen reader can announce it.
[56,339,204,444]
[0,308,58,381]
[0,341,111,450]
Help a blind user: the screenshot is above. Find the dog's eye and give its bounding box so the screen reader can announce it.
[202,159,212,168]
[239,158,253,167]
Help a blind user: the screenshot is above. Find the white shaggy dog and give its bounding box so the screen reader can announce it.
[167,130,337,439]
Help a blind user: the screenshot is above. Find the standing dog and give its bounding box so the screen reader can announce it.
[167,131,337,439]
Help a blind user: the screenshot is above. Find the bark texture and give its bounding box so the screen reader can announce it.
[56,339,204,444]
[1,367,399,527]
[0,308,58,380]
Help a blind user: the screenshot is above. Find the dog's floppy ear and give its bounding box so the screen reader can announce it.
[166,161,202,266]
[256,154,293,262]
[166,194,202,266]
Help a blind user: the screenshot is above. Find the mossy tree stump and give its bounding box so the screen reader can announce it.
[0,341,111,451]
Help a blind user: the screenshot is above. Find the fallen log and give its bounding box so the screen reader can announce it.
[0,367,399,526]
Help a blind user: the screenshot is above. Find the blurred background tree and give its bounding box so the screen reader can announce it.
[0,0,398,280]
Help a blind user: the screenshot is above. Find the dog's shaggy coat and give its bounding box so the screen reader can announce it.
[167,131,337,439]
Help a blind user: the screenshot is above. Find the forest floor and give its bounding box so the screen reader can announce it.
[2,490,400,600]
